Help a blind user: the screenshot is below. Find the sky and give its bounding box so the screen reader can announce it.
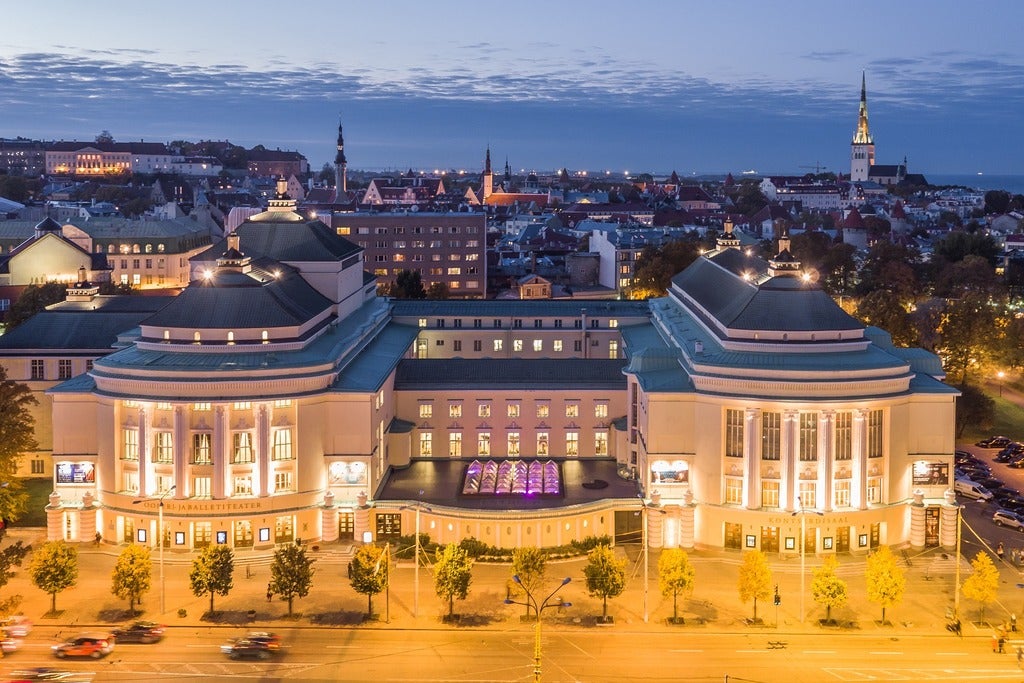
[2,0,1024,176]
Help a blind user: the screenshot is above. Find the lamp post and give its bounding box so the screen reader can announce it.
[400,494,430,618]
[504,575,572,682]
[999,371,1006,397]
[637,493,666,623]
[373,542,390,623]
[954,503,963,620]
[791,495,822,624]
[133,484,175,615]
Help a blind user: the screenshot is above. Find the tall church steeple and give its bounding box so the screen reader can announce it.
[482,146,493,201]
[850,71,875,182]
[334,118,347,197]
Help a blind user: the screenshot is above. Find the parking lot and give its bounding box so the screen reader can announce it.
[958,438,1024,560]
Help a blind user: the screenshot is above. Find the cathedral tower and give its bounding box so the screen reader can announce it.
[334,118,347,197]
[482,146,493,201]
[850,72,875,182]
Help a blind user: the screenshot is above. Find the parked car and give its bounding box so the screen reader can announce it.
[1000,497,1024,513]
[993,509,1024,531]
[111,621,164,644]
[994,451,1020,463]
[51,633,115,659]
[220,638,274,660]
[977,436,1012,448]
[978,477,1006,491]
[0,615,32,637]
[993,487,1023,503]
[955,479,994,501]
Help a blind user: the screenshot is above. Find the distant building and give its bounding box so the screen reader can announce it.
[246,148,309,178]
[518,274,552,300]
[0,138,46,176]
[46,141,175,176]
[850,72,875,182]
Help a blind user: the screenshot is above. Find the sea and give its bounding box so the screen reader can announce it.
[911,174,1024,196]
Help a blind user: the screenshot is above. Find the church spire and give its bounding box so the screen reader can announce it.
[334,117,347,195]
[482,145,493,202]
[852,71,873,145]
[849,71,876,182]
[485,146,492,174]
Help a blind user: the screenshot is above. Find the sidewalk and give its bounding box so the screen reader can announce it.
[0,527,1000,640]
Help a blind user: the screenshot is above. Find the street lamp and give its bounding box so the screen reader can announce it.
[791,495,822,624]
[133,485,175,615]
[373,542,390,623]
[999,371,1006,397]
[637,493,666,623]
[504,575,572,682]
[400,494,431,618]
[954,503,964,620]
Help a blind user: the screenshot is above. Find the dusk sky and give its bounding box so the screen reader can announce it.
[3,1,1024,176]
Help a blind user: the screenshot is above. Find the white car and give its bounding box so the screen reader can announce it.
[1,614,32,637]
[993,509,1024,531]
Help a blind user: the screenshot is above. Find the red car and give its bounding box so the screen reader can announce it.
[51,633,115,659]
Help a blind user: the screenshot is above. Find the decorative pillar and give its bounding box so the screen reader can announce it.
[940,489,958,550]
[78,490,96,543]
[852,409,868,509]
[781,411,798,511]
[353,491,370,542]
[744,408,760,510]
[819,411,834,512]
[321,490,339,542]
[213,406,226,498]
[46,491,63,541]
[138,407,149,497]
[647,504,665,549]
[173,406,186,498]
[257,404,270,497]
[909,491,926,549]
[678,491,696,549]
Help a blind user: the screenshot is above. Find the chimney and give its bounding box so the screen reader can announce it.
[694,341,703,354]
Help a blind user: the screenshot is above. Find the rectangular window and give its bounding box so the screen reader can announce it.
[537,432,549,455]
[536,403,549,419]
[799,413,818,461]
[867,476,882,503]
[274,399,292,408]
[574,340,582,352]
[609,340,619,359]
[477,432,490,456]
[30,359,44,380]
[799,482,817,509]
[193,476,211,497]
[156,402,172,411]
[566,431,579,456]
[533,339,542,352]
[566,403,579,418]
[725,477,743,505]
[234,476,253,496]
[725,409,744,457]
[232,432,254,463]
[449,432,462,457]
[419,432,432,456]
[192,433,212,464]
[761,412,781,461]
[513,339,523,352]
[553,340,563,352]
[834,480,851,508]
[272,429,293,460]
[507,403,520,418]
[123,470,139,495]
[453,340,462,352]
[30,459,44,474]
[473,340,482,352]
[233,401,251,410]
[478,402,491,418]
[835,412,853,460]
[595,403,608,419]
[494,339,503,352]
[867,409,883,457]
[274,471,293,493]
[419,403,433,419]
[449,403,462,419]
[155,432,173,463]
[58,359,72,380]
[123,429,139,460]
[193,402,211,412]
[762,480,780,508]
[595,431,608,455]
[473,319,482,328]
[507,431,520,456]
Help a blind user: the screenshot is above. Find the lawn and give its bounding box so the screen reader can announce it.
[960,384,1024,446]
[15,478,52,528]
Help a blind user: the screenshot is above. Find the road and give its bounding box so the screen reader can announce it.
[3,627,1021,683]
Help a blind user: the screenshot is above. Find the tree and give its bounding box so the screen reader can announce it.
[95,130,114,144]
[0,542,31,616]
[111,543,152,615]
[509,547,548,617]
[865,545,905,624]
[426,281,450,300]
[388,270,426,299]
[0,366,37,523]
[737,550,772,622]
[28,541,78,613]
[189,545,234,615]
[658,548,696,622]
[583,544,626,621]
[269,541,316,616]
[984,190,1011,215]
[434,543,473,618]
[855,290,918,347]
[350,544,388,618]
[937,293,1001,383]
[962,551,1000,623]
[811,555,848,624]
[954,382,995,438]
[5,282,68,330]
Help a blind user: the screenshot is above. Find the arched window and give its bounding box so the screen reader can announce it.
[132,244,140,254]
[157,244,165,253]
[145,244,153,254]
[261,330,269,344]
[193,331,201,344]
[227,331,235,345]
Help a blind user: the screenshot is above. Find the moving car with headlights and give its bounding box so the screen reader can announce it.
[111,620,165,644]
[5,668,80,682]
[221,637,274,660]
[0,615,32,637]
[52,632,114,658]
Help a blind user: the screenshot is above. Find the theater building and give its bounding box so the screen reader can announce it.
[39,183,958,556]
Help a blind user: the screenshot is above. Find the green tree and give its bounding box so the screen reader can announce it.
[0,542,31,616]
[658,548,696,622]
[937,293,1001,383]
[855,290,918,347]
[426,281,450,300]
[984,190,1011,215]
[865,545,905,624]
[349,544,388,618]
[434,543,473,618]
[111,543,152,615]
[5,282,68,330]
[189,545,234,615]
[954,383,995,438]
[388,270,426,299]
[583,544,626,621]
[0,366,37,523]
[269,541,316,616]
[28,541,78,613]
[811,554,848,623]
[509,547,548,617]
[737,549,772,622]
[962,551,1000,623]
[95,130,114,144]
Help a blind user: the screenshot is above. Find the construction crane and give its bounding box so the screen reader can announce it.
[799,162,829,174]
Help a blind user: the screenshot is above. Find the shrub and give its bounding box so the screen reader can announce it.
[571,535,612,554]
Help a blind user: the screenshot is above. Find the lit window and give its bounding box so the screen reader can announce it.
[449,432,462,457]
[234,476,253,496]
[565,431,579,456]
[155,432,174,463]
[419,432,432,456]
[799,482,817,509]
[157,402,172,411]
[513,339,523,352]
[507,403,520,418]
[762,480,780,508]
[494,339,503,352]
[272,429,293,460]
[232,432,254,463]
[123,429,139,460]
[192,433,212,464]
[537,432,549,455]
[274,399,292,408]
[274,471,293,493]
[449,403,462,418]
[595,403,608,419]
[595,432,608,455]
[477,432,490,456]
[478,403,491,418]
[834,480,851,508]
[419,403,433,419]
[533,339,542,352]
[418,318,427,328]
[566,403,579,418]
[536,404,549,418]
[725,477,743,505]
[193,402,211,412]
[609,319,619,328]
[553,340,563,352]
[233,401,251,411]
[507,432,520,456]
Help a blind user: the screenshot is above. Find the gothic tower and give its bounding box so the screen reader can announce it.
[334,118,347,197]
[850,72,875,182]
[482,146,493,201]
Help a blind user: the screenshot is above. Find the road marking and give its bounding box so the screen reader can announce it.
[868,651,902,655]
[804,650,837,654]
[736,649,769,653]
[934,652,969,655]
[669,649,703,653]
[326,645,361,648]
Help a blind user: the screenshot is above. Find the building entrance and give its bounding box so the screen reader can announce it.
[760,526,779,553]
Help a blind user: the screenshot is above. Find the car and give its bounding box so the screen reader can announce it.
[979,477,1006,491]
[5,668,78,682]
[220,638,274,660]
[51,633,115,659]
[111,620,164,644]
[994,451,1020,463]
[1009,458,1024,469]
[993,509,1024,531]
[958,465,992,480]
[1,633,20,654]
[1001,497,1024,513]
[994,487,1023,503]
[0,615,32,637]
[978,436,1012,448]
[243,631,281,650]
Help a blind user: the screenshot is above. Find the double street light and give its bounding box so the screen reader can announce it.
[637,493,666,623]
[132,485,175,615]
[791,495,822,624]
[400,494,431,618]
[504,575,572,682]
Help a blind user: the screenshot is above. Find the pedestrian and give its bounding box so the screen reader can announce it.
[266,583,272,602]
[1013,614,1018,632]
[999,634,1007,653]
[998,542,1005,561]
[994,634,1000,652]
[1018,646,1023,668]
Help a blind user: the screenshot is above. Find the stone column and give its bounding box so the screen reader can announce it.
[852,409,869,509]
[321,491,339,542]
[213,406,226,498]
[46,491,63,541]
[78,490,96,543]
[909,491,926,549]
[678,490,696,549]
[818,411,834,512]
[173,406,187,498]
[353,491,371,542]
[138,407,149,497]
[257,404,270,497]
[647,505,665,549]
[941,489,958,550]
[744,408,760,510]
[781,410,798,511]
